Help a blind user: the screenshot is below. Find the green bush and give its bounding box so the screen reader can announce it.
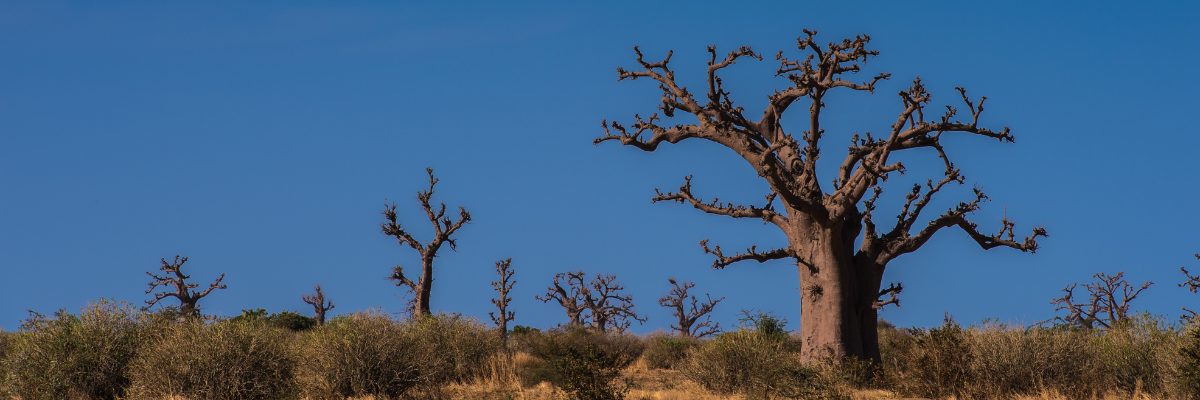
[1178,325,1200,398]
[521,327,645,400]
[679,328,825,400]
[229,308,318,332]
[3,299,152,400]
[296,311,437,399]
[641,332,697,370]
[125,319,296,400]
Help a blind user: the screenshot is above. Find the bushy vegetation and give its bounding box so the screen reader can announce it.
[5,301,1200,400]
[125,319,297,400]
[2,299,155,400]
[517,327,645,400]
[229,308,318,331]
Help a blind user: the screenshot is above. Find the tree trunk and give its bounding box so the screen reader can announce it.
[793,216,884,364]
[416,256,434,316]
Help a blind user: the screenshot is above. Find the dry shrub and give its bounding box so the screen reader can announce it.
[406,313,504,386]
[881,315,1187,400]
[3,299,152,400]
[641,332,698,370]
[296,311,433,399]
[125,319,296,400]
[679,329,829,400]
[519,327,645,400]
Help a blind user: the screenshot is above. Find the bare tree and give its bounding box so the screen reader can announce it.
[1051,271,1153,330]
[658,278,724,338]
[538,271,647,332]
[582,273,647,333]
[143,255,226,316]
[536,271,588,327]
[382,168,472,317]
[595,30,1046,362]
[490,258,516,341]
[1178,254,1200,323]
[302,284,335,325]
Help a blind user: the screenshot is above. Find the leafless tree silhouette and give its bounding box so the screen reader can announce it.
[1178,254,1200,323]
[596,30,1046,362]
[1052,271,1153,330]
[382,168,471,317]
[302,284,335,325]
[538,271,646,332]
[489,258,516,341]
[658,278,724,338]
[142,255,226,316]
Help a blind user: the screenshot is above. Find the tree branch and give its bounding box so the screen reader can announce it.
[699,239,794,269]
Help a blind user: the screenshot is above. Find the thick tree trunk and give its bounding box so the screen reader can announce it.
[793,217,884,364]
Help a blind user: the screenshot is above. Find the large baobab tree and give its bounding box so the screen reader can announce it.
[382,168,472,317]
[659,278,724,338]
[143,255,226,316]
[596,30,1046,362]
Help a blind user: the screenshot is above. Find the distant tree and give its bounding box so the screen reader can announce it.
[1051,271,1153,330]
[489,258,516,341]
[596,29,1046,362]
[142,255,226,317]
[658,278,724,338]
[381,168,472,317]
[537,271,588,328]
[302,284,335,325]
[538,271,646,333]
[1178,254,1200,323]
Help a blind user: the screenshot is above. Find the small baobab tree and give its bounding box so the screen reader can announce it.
[658,278,724,338]
[596,30,1046,362]
[382,168,472,317]
[490,258,516,341]
[1051,271,1153,329]
[143,255,226,317]
[302,284,335,325]
[538,271,647,332]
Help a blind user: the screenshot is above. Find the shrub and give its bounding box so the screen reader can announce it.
[521,327,644,400]
[229,308,318,332]
[1179,325,1200,398]
[406,313,504,387]
[125,319,296,400]
[885,316,972,399]
[3,299,151,400]
[295,311,437,399]
[641,332,697,370]
[679,328,826,400]
[1094,313,1181,395]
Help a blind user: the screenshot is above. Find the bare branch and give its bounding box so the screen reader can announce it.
[874,282,903,310]
[652,175,786,227]
[1178,254,1200,324]
[700,239,794,270]
[536,271,588,327]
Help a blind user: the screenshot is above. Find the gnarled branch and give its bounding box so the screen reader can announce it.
[659,278,725,338]
[700,239,794,270]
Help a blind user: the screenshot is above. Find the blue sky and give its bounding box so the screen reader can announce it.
[2,1,1198,333]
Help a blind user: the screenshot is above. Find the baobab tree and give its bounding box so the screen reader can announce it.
[382,168,471,317]
[490,258,516,341]
[1178,254,1200,323]
[1051,271,1153,329]
[537,270,646,332]
[302,284,335,325]
[596,30,1046,362]
[143,255,226,316]
[658,278,724,338]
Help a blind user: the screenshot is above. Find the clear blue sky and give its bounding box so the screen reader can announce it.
[2,1,1198,333]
